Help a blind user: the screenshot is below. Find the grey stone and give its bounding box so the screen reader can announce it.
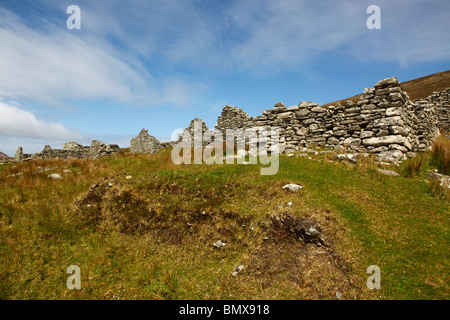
[213,240,226,248]
[363,135,410,148]
[48,173,62,179]
[335,153,358,164]
[130,129,163,154]
[377,169,400,176]
[282,184,303,192]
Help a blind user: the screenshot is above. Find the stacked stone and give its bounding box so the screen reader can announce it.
[215,105,253,132]
[251,102,328,152]
[424,88,450,132]
[409,100,440,151]
[15,147,24,162]
[89,140,121,158]
[130,129,162,154]
[213,77,442,163]
[323,77,439,161]
[178,118,214,148]
[30,140,122,160]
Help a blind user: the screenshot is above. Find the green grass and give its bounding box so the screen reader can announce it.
[0,150,448,299]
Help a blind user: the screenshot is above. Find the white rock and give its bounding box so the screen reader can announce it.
[213,240,226,248]
[335,153,358,164]
[282,184,303,192]
[48,173,62,179]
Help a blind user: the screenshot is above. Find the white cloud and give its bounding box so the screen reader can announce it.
[40,0,448,76]
[0,101,83,140]
[0,0,449,109]
[0,6,198,107]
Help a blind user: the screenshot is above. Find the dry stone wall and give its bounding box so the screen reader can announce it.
[214,77,446,163]
[29,140,122,160]
[130,129,163,154]
[422,88,450,132]
[10,77,449,164]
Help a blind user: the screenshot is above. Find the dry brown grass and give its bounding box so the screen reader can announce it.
[431,135,450,175]
[1,149,448,300]
[401,70,450,101]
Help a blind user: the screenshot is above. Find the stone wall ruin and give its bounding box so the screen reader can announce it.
[213,77,447,163]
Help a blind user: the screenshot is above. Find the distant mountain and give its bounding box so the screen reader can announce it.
[321,70,450,107]
[0,152,10,159]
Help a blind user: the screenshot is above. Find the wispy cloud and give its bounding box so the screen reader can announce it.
[0,5,199,107]
[1,0,448,107]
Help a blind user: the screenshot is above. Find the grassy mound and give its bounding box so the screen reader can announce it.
[0,147,448,299]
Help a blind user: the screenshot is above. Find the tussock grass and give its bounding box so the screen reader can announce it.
[400,153,430,177]
[431,135,450,175]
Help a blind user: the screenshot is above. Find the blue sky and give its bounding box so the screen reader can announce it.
[0,0,449,156]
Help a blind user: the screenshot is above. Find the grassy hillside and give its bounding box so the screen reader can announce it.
[321,70,450,107]
[0,145,448,300]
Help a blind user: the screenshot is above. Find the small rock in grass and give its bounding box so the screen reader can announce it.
[213,240,226,248]
[232,264,244,277]
[376,169,400,176]
[48,173,62,179]
[335,153,357,164]
[282,184,303,192]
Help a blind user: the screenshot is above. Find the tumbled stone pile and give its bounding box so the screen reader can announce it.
[23,140,122,161]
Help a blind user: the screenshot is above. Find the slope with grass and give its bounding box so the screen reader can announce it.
[0,145,448,300]
[321,70,450,108]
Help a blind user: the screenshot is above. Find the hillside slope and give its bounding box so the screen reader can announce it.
[322,70,450,107]
[0,152,9,160]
